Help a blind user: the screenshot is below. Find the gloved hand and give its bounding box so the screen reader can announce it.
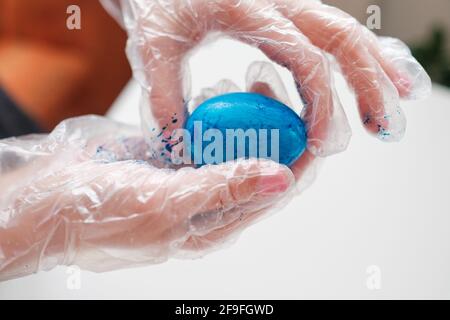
[101,0,431,164]
[0,116,295,281]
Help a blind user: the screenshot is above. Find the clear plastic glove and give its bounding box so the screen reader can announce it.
[0,116,295,281]
[102,0,431,163]
[192,61,321,187]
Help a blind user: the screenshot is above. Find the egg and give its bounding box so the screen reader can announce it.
[185,92,307,167]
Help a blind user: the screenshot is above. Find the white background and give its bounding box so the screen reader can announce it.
[1,38,449,299]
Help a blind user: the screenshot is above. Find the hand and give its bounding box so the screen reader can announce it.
[102,0,431,164]
[0,116,294,281]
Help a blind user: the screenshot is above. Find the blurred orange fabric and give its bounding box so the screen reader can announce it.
[0,0,131,131]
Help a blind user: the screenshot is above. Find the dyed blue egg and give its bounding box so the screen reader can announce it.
[185,92,307,167]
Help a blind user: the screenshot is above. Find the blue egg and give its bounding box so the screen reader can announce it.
[185,92,307,167]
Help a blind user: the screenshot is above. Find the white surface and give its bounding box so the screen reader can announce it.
[1,39,450,299]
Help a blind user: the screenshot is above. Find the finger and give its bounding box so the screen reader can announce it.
[280,1,406,141]
[362,30,412,98]
[218,2,350,156]
[86,158,293,248]
[182,155,298,251]
[166,158,294,234]
[182,151,317,251]
[244,62,320,187]
[128,158,294,250]
[182,205,266,251]
[244,61,321,182]
[182,151,319,252]
[124,1,197,162]
[366,34,432,100]
[246,61,292,106]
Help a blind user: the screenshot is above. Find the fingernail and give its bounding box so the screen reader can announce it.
[396,74,412,98]
[256,169,292,195]
[395,66,432,100]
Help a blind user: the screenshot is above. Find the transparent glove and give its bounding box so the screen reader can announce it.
[101,0,431,163]
[0,116,295,281]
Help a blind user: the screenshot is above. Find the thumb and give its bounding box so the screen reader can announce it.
[164,158,295,234]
